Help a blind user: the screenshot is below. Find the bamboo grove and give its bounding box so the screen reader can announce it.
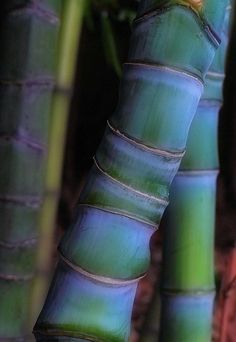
[0,1,61,339]
[33,0,228,341]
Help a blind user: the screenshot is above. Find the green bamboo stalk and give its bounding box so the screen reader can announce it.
[34,1,227,341]
[30,0,85,325]
[139,5,231,341]
[0,0,61,339]
[158,4,231,341]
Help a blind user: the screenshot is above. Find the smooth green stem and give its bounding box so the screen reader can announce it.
[34,1,227,341]
[140,5,231,341]
[30,0,85,325]
[158,5,230,341]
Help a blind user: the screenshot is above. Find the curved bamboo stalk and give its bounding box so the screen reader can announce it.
[0,0,61,339]
[30,0,85,325]
[34,1,227,341]
[158,4,231,341]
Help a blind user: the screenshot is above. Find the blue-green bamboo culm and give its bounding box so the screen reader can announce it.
[0,0,61,339]
[34,1,228,341]
[159,4,231,341]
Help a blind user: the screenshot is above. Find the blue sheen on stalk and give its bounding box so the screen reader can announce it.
[160,293,214,341]
[36,261,137,342]
[111,64,203,151]
[60,206,154,279]
[80,165,167,226]
[96,122,183,200]
[34,1,226,340]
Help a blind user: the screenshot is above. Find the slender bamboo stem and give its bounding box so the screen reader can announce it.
[158,4,231,341]
[34,1,227,341]
[30,0,85,325]
[0,0,60,339]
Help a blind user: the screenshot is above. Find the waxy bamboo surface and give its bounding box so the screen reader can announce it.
[159,4,231,341]
[34,1,227,341]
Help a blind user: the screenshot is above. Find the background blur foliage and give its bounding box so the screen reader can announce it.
[60,0,139,227]
[85,0,138,76]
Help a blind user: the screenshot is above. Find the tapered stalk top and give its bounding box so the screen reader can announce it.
[34,0,228,341]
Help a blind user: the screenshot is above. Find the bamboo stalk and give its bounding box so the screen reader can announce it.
[158,4,231,341]
[0,0,61,339]
[30,0,85,325]
[34,1,227,341]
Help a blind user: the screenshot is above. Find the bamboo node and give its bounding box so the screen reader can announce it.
[77,203,158,230]
[0,273,34,281]
[59,252,146,287]
[0,237,38,249]
[93,157,169,206]
[0,133,46,153]
[107,120,185,158]
[8,2,59,25]
[0,195,42,208]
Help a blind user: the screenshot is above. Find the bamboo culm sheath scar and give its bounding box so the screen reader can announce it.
[34,0,228,341]
[0,0,60,340]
